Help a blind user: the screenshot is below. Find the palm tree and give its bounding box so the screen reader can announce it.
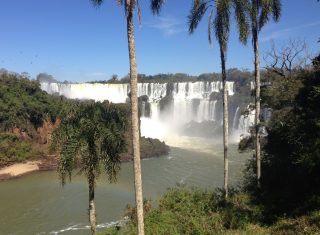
[90,1,165,234]
[188,0,248,199]
[248,0,281,187]
[51,101,126,235]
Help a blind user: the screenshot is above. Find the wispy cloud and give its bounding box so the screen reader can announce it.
[261,21,320,42]
[145,16,186,36]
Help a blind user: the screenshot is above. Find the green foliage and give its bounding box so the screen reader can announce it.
[100,187,320,235]
[244,68,320,217]
[261,73,303,110]
[101,187,265,235]
[220,192,263,229]
[0,133,34,167]
[51,101,127,185]
[271,211,320,235]
[0,71,63,137]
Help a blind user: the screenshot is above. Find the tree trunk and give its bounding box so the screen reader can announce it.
[253,25,261,187]
[88,175,96,235]
[126,1,145,235]
[220,46,229,199]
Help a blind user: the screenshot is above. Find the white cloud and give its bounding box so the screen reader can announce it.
[261,21,320,42]
[145,16,186,36]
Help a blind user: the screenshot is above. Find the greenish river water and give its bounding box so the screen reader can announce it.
[0,139,250,235]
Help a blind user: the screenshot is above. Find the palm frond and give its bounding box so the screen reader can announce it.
[215,0,231,52]
[188,0,209,34]
[208,9,214,46]
[58,134,81,185]
[271,0,281,22]
[151,0,165,15]
[258,0,272,30]
[233,0,249,45]
[258,0,281,30]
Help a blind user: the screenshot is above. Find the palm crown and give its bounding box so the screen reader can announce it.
[51,101,127,185]
[189,0,249,52]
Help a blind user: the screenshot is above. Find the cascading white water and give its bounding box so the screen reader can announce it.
[141,102,146,117]
[40,82,130,103]
[196,100,218,122]
[138,83,167,102]
[41,81,250,142]
[210,100,217,121]
[150,102,160,120]
[232,107,240,130]
[234,107,255,141]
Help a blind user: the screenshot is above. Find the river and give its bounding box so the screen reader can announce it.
[0,140,250,235]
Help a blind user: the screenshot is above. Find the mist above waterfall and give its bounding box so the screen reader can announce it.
[41,81,254,144]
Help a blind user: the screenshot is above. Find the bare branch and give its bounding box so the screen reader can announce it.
[263,39,311,78]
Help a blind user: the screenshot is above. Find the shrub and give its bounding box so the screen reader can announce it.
[0,133,34,167]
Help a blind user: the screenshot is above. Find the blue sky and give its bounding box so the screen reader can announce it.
[0,0,319,82]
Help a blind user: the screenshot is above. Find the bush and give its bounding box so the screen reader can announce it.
[271,211,320,235]
[0,71,62,136]
[0,133,34,167]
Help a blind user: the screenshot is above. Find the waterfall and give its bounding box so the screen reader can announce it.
[40,81,252,142]
[196,100,217,122]
[40,82,130,103]
[232,107,240,130]
[237,108,255,137]
[138,83,167,102]
[150,102,160,120]
[210,100,217,121]
[141,102,146,117]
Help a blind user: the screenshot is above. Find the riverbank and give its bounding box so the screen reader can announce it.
[0,157,57,181]
[0,161,40,180]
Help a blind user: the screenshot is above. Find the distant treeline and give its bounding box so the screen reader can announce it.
[87,68,254,85]
[1,67,255,86]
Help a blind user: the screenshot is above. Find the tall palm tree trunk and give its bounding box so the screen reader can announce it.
[253,26,261,187]
[126,2,145,234]
[220,46,229,199]
[88,175,96,235]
